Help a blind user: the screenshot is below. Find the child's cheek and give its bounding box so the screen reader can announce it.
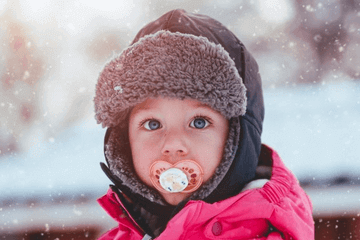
[141,132,162,150]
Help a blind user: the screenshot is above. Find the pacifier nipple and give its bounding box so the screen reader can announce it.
[149,160,204,194]
[159,168,188,193]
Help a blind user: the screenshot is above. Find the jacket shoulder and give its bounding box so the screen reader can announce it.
[258,145,314,239]
[97,188,144,240]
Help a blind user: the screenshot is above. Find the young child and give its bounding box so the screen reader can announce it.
[94,9,314,240]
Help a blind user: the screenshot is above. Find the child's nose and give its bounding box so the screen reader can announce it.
[161,131,189,158]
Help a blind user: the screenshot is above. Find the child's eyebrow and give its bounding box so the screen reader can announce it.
[194,102,211,109]
[130,106,152,115]
[193,102,219,114]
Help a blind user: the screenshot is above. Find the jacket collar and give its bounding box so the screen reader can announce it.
[98,145,312,239]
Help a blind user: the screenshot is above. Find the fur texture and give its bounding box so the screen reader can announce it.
[94,30,247,128]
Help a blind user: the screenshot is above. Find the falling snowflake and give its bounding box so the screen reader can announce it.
[114,86,123,93]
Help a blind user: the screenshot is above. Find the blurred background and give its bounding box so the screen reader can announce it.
[0,0,359,239]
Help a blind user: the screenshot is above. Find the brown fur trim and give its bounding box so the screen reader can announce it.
[104,117,240,205]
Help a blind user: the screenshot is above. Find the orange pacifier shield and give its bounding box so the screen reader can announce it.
[149,160,204,193]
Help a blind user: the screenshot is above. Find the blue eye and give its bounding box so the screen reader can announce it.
[190,117,209,129]
[144,119,161,130]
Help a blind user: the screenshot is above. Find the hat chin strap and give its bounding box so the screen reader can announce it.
[149,160,204,194]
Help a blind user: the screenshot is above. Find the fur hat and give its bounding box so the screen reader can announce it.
[94,30,247,128]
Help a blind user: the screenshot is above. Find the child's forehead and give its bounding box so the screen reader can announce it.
[130,98,214,114]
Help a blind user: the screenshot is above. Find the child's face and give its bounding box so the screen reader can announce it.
[129,98,229,205]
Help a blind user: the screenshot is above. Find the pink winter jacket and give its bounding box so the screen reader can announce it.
[97,147,314,240]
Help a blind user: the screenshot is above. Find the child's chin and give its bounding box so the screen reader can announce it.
[160,192,192,206]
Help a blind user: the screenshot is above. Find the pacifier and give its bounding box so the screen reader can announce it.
[149,160,204,193]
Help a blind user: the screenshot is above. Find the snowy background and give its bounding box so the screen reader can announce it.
[1,0,360,237]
